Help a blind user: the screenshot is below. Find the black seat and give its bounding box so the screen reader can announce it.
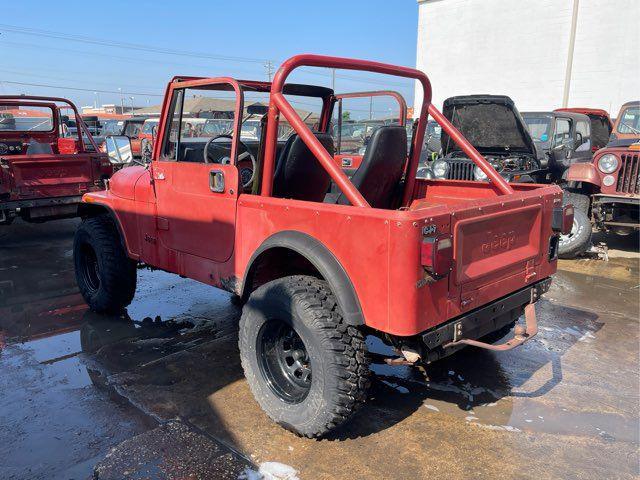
[333,125,407,209]
[272,133,334,202]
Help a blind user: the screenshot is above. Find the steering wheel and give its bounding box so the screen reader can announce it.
[203,134,256,189]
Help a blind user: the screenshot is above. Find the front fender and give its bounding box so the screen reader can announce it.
[241,231,364,326]
[566,163,601,187]
[79,192,140,260]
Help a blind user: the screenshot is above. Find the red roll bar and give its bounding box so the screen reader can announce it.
[0,95,99,152]
[334,90,408,126]
[260,54,514,205]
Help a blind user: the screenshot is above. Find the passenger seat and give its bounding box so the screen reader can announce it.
[329,125,407,209]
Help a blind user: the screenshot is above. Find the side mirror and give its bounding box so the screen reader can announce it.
[105,135,133,165]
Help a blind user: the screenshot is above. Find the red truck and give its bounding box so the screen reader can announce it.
[73,55,571,437]
[564,102,640,257]
[0,96,112,225]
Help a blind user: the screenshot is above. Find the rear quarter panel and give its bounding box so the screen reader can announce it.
[237,183,561,336]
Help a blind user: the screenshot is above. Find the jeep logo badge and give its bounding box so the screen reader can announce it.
[482,231,516,255]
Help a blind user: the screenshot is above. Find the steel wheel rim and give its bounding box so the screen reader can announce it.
[560,218,579,245]
[80,243,100,294]
[257,319,312,404]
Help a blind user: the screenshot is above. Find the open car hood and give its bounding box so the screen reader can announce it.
[441,95,537,157]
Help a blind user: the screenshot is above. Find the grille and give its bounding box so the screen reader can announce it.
[446,160,475,180]
[616,153,640,194]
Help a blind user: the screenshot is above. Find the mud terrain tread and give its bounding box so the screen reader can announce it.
[239,275,370,438]
[74,214,137,313]
[563,189,590,214]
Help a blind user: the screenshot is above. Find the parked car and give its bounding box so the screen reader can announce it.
[554,108,613,152]
[522,110,594,181]
[428,95,543,183]
[72,54,568,438]
[0,95,112,225]
[608,101,640,143]
[561,102,640,258]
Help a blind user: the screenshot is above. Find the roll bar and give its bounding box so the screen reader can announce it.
[0,95,99,152]
[260,54,514,206]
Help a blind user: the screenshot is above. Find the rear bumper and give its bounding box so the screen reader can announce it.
[421,277,551,362]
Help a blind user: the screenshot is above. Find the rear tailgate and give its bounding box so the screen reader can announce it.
[454,203,542,285]
[5,153,95,199]
[445,186,560,310]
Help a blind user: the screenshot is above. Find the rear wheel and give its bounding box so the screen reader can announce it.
[239,275,370,438]
[74,214,137,313]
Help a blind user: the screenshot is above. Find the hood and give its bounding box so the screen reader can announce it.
[441,95,537,157]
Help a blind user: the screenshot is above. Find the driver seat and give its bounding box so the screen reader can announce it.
[272,133,334,202]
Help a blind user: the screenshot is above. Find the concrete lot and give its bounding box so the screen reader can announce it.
[0,219,638,479]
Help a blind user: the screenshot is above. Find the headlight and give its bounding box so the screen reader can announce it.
[474,166,488,181]
[358,145,367,155]
[416,167,434,179]
[598,154,618,174]
[432,160,448,179]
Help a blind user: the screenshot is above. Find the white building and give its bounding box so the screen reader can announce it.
[414,0,640,117]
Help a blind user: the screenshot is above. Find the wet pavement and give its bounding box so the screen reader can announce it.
[0,219,638,479]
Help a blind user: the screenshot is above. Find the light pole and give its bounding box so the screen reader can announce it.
[94,91,98,109]
[129,96,135,115]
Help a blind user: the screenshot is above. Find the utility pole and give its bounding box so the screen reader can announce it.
[129,96,135,115]
[118,87,124,114]
[264,61,274,81]
[331,68,336,91]
[562,0,580,107]
[369,96,373,120]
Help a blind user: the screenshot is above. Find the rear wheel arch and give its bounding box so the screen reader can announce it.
[240,231,364,326]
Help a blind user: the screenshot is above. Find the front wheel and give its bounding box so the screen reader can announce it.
[74,214,137,313]
[558,207,592,259]
[239,275,370,438]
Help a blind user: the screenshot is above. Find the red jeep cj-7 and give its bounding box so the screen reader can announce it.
[0,96,112,225]
[73,55,572,437]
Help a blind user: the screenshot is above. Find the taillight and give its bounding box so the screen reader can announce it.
[421,234,453,277]
[552,204,574,235]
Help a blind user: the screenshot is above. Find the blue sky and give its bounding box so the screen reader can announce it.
[0,1,419,112]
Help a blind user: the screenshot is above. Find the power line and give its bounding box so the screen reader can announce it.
[0,80,162,97]
[0,24,414,91]
[0,24,271,65]
[0,67,159,91]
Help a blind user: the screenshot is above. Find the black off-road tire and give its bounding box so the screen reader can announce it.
[74,214,137,313]
[558,206,592,259]
[239,275,370,438]
[563,189,590,214]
